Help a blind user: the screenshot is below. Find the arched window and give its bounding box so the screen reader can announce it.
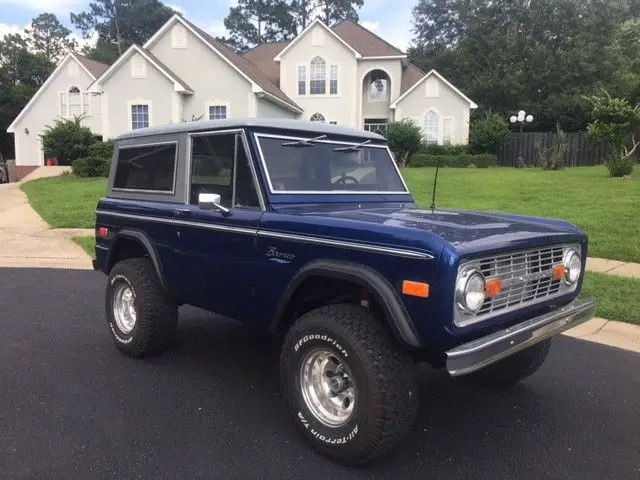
[368,71,389,102]
[310,113,325,123]
[310,56,326,95]
[68,86,82,116]
[424,111,439,144]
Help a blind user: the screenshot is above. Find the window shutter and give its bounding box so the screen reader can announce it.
[131,54,147,78]
[171,24,187,48]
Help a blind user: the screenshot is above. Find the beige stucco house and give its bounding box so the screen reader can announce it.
[8,14,477,170]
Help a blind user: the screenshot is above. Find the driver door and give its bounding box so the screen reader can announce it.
[173,130,263,321]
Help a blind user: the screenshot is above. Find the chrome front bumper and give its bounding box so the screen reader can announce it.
[446,297,596,377]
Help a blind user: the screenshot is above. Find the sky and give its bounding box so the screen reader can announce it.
[0,0,415,52]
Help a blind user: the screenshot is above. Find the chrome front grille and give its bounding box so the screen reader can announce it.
[454,243,580,327]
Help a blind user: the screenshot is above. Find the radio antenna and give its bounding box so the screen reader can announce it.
[429,159,440,210]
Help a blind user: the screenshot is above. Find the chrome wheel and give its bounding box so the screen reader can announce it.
[300,349,356,427]
[112,283,137,334]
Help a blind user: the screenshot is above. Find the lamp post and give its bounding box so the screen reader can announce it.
[510,110,533,167]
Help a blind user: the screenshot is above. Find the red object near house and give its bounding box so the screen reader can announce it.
[46,158,58,166]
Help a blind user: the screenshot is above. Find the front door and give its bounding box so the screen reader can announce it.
[173,130,263,321]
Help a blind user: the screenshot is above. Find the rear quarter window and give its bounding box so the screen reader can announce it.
[113,143,177,192]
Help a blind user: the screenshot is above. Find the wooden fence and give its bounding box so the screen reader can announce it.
[497,132,610,167]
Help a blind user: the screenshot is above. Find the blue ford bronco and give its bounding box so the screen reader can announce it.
[93,118,595,465]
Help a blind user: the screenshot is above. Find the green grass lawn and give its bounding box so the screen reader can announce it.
[20,166,639,262]
[581,273,640,325]
[72,236,96,259]
[403,166,640,262]
[21,175,107,228]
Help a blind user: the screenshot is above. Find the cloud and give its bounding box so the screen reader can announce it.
[166,3,186,15]
[360,21,379,32]
[0,0,86,12]
[0,23,25,39]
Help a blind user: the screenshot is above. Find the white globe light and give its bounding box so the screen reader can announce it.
[518,110,526,117]
[526,114,533,123]
[510,116,517,123]
[518,113,525,122]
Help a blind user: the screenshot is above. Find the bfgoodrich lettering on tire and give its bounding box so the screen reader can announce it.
[280,304,418,465]
[105,258,178,357]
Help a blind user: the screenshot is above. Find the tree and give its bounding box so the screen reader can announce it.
[0,34,54,160]
[71,0,174,63]
[409,0,640,132]
[586,90,639,177]
[220,0,364,51]
[25,13,77,62]
[385,119,423,167]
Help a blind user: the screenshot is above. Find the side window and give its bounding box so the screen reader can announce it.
[189,133,260,209]
[113,143,177,192]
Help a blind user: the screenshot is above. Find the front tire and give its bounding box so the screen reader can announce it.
[463,339,551,387]
[105,258,178,357]
[280,304,418,465]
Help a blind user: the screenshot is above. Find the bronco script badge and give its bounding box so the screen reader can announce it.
[266,246,296,264]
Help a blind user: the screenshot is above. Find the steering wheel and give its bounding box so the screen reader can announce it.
[333,174,359,185]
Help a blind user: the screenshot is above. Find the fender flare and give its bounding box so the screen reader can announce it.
[107,229,168,292]
[271,260,422,347]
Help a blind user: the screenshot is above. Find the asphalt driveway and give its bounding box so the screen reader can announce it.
[1,268,638,480]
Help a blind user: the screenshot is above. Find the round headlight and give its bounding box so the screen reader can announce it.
[563,249,582,285]
[456,269,486,314]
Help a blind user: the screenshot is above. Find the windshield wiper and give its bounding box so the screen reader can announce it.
[333,139,371,152]
[282,134,327,147]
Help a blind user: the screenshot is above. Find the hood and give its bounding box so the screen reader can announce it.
[273,204,585,257]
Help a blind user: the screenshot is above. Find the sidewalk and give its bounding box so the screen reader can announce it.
[0,168,93,270]
[586,257,640,279]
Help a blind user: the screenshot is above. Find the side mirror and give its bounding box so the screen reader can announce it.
[198,192,230,215]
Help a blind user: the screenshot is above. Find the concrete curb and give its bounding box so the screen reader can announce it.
[587,257,640,279]
[562,318,640,353]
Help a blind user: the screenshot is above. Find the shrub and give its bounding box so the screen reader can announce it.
[88,139,115,160]
[585,90,639,177]
[408,153,497,168]
[469,112,510,154]
[419,143,469,155]
[40,116,95,165]
[537,124,568,170]
[385,119,423,166]
[72,156,111,177]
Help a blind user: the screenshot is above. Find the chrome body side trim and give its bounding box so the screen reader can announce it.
[446,297,596,377]
[252,132,411,195]
[257,229,433,259]
[94,210,434,260]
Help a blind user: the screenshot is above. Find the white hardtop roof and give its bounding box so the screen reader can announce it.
[117,118,386,141]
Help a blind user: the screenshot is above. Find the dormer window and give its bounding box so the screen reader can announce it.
[131,54,147,78]
[310,56,326,95]
[171,24,187,49]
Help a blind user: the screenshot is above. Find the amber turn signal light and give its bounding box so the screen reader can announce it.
[402,280,430,298]
[552,264,567,281]
[485,278,503,297]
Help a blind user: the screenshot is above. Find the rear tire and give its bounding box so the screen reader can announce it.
[105,258,178,357]
[280,304,418,465]
[462,339,551,387]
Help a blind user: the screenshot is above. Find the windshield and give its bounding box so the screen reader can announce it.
[256,134,408,193]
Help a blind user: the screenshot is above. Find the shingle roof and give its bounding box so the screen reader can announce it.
[142,48,194,93]
[401,62,427,94]
[241,42,289,85]
[331,20,406,57]
[73,53,109,78]
[180,18,301,111]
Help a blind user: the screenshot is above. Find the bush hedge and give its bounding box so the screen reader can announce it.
[418,144,469,156]
[72,156,111,177]
[408,153,498,168]
[88,139,115,160]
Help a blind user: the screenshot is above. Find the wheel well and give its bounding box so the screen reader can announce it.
[107,237,149,272]
[275,275,387,337]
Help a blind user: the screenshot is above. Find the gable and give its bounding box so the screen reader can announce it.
[274,20,360,62]
[392,69,477,109]
[7,54,98,132]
